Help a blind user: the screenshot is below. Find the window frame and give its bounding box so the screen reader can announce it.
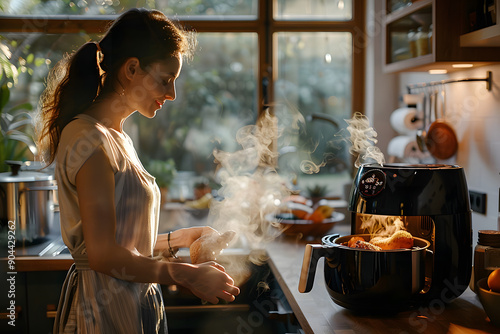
[0,0,365,119]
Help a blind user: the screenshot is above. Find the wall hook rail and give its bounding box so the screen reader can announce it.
[407,71,492,93]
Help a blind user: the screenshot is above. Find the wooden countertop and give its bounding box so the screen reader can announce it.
[7,218,498,334]
[265,222,498,334]
[7,255,73,272]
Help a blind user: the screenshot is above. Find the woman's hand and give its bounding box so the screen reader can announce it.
[168,262,240,304]
[184,226,220,246]
[189,230,236,264]
[155,226,219,252]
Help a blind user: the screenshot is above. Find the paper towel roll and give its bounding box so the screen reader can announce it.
[387,135,419,159]
[390,107,423,135]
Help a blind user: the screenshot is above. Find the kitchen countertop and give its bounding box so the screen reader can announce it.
[265,222,498,334]
[5,216,498,333]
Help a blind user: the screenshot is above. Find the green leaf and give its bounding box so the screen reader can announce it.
[35,58,45,67]
[9,118,33,131]
[0,43,11,59]
[0,84,10,110]
[10,102,33,113]
[6,132,36,154]
[26,53,34,64]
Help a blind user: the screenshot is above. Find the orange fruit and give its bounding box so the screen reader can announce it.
[304,205,334,223]
[487,268,500,293]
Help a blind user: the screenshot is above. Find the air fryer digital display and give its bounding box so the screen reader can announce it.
[358,169,386,197]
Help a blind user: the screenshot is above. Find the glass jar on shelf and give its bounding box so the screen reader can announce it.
[416,26,429,57]
[408,29,417,58]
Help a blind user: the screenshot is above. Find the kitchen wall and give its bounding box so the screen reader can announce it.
[365,1,500,245]
[401,68,500,240]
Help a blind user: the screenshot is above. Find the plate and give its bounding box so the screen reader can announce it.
[267,211,345,238]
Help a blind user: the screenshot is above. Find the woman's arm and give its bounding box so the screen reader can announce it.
[76,146,239,303]
[154,226,218,252]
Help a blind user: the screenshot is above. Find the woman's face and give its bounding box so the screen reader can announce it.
[129,54,183,118]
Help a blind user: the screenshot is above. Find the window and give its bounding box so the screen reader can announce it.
[0,0,364,199]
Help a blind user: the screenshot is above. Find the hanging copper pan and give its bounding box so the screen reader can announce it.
[425,88,458,160]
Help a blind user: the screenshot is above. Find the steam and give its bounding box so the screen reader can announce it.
[300,158,326,174]
[207,110,291,282]
[345,112,385,167]
[360,215,406,238]
[203,110,386,285]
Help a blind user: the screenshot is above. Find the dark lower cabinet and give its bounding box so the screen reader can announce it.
[25,271,67,334]
[1,262,302,334]
[0,269,66,334]
[0,270,28,333]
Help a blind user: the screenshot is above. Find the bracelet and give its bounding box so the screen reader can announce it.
[167,231,179,259]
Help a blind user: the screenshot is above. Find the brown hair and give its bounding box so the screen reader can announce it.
[37,8,195,165]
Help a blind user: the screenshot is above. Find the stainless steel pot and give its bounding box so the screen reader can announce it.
[299,234,432,313]
[0,165,58,243]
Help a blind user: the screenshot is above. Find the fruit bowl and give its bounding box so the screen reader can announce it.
[267,212,345,238]
[477,278,500,327]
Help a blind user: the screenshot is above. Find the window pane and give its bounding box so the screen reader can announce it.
[130,33,258,179]
[275,0,352,21]
[1,0,258,16]
[161,0,258,17]
[3,32,258,196]
[275,32,352,183]
[2,32,96,106]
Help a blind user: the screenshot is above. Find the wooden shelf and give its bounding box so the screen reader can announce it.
[383,0,500,73]
[460,25,500,46]
[384,54,433,73]
[460,0,500,47]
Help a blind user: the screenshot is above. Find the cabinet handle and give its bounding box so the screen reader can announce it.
[46,311,57,318]
[46,304,57,318]
[0,306,21,319]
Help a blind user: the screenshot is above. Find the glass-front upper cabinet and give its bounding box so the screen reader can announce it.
[383,0,500,73]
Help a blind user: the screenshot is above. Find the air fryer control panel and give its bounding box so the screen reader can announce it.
[358,169,386,197]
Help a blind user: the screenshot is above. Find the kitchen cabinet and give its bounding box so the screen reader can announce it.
[383,0,500,73]
[460,0,500,46]
[0,269,65,334]
[0,269,66,334]
[0,270,28,333]
[25,271,67,334]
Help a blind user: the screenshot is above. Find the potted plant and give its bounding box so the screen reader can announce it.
[146,158,177,205]
[0,38,38,172]
[306,184,329,205]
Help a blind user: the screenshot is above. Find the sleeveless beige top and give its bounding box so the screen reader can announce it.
[54,114,166,333]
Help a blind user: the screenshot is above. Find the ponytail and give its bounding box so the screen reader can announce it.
[38,42,101,165]
[37,8,195,166]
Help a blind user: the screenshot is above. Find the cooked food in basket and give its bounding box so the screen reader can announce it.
[343,230,414,251]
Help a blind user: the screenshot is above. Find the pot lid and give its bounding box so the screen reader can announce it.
[0,171,54,183]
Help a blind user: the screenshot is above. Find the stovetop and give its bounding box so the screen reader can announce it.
[0,232,69,257]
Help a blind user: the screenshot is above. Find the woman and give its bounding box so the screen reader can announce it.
[37,8,240,333]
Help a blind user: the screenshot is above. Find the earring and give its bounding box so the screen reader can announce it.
[115,80,125,97]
